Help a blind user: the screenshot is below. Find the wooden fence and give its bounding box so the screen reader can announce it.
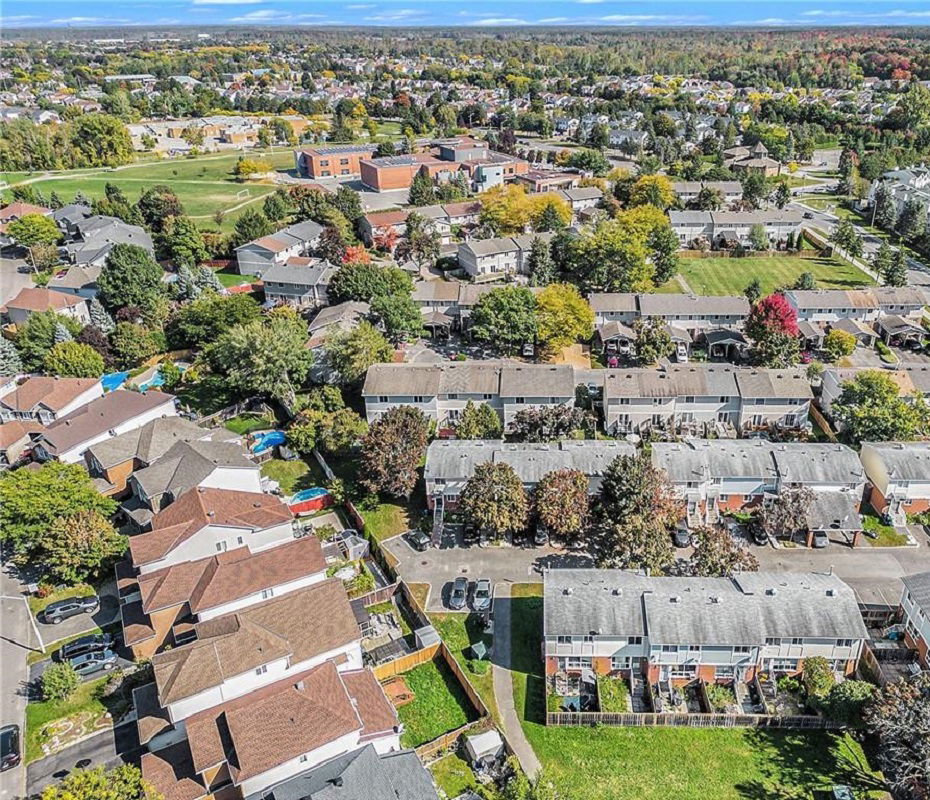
[415,718,489,762]
[194,399,274,428]
[809,402,839,443]
[437,641,492,720]
[678,248,822,261]
[354,582,399,608]
[372,642,440,680]
[546,710,842,729]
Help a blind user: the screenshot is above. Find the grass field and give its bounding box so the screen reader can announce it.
[665,256,874,296]
[2,148,298,231]
[429,752,482,798]
[429,612,499,723]
[396,659,479,748]
[508,583,886,800]
[259,458,319,495]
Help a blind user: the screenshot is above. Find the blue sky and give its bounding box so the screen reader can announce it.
[6,0,930,29]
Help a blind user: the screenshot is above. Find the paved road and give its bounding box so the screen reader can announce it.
[25,723,142,797]
[0,253,31,307]
[383,528,594,611]
[491,584,540,780]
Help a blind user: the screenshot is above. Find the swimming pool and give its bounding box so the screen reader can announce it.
[291,487,329,503]
[100,371,130,392]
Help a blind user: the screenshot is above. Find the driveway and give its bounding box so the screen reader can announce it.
[754,525,930,606]
[29,652,134,687]
[35,588,121,644]
[383,527,594,611]
[26,722,142,797]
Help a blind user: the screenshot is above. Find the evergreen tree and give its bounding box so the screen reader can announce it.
[0,337,22,375]
[53,322,73,344]
[175,264,202,301]
[534,203,566,233]
[873,183,897,231]
[896,199,927,244]
[195,265,222,292]
[88,297,114,335]
[407,170,436,206]
[526,236,557,286]
[884,248,908,287]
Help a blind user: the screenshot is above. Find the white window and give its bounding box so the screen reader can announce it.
[255,664,268,676]
[661,645,677,653]
[790,637,803,646]
[627,636,643,645]
[215,541,227,553]
[582,635,595,643]
[413,395,425,403]
[378,395,388,403]
[733,646,750,654]
[715,665,735,678]
[299,754,308,763]
[261,588,274,600]
[670,664,697,679]
[611,656,631,670]
[561,656,592,670]
[556,635,571,644]
[765,637,780,646]
[515,397,525,404]
[688,645,701,653]
[837,639,853,648]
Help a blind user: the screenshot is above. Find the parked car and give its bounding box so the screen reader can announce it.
[58,633,114,662]
[803,211,814,219]
[812,530,829,549]
[449,577,469,610]
[41,595,99,625]
[673,528,691,548]
[406,530,431,552]
[749,521,768,546]
[472,579,492,612]
[462,523,479,546]
[534,523,550,547]
[0,725,20,772]
[68,649,117,677]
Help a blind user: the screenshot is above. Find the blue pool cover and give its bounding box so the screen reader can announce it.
[252,430,286,453]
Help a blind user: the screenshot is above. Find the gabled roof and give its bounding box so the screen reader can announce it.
[137,535,326,615]
[37,390,176,456]
[0,376,98,415]
[902,571,930,617]
[153,579,359,705]
[130,486,291,567]
[2,287,86,312]
[86,416,221,469]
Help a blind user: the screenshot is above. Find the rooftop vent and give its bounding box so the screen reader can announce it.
[563,587,573,596]
[612,588,622,596]
[826,588,836,597]
[670,596,680,604]
[765,588,777,596]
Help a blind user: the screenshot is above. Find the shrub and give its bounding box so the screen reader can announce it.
[802,656,836,704]
[42,662,80,701]
[314,523,338,542]
[823,679,876,726]
[777,675,801,694]
[705,682,736,712]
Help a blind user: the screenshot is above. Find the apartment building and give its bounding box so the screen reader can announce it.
[423,439,635,510]
[515,170,580,193]
[294,144,378,178]
[234,219,324,277]
[860,441,930,524]
[601,365,812,434]
[543,569,867,685]
[457,232,554,278]
[361,361,575,428]
[669,210,803,249]
[0,377,103,425]
[900,571,930,669]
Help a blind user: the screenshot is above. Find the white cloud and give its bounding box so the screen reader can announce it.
[600,14,704,23]
[228,7,323,21]
[576,0,603,4]
[538,16,569,22]
[50,15,128,23]
[802,8,930,19]
[365,8,423,21]
[469,17,529,25]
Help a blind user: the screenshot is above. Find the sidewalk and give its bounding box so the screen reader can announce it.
[492,583,541,780]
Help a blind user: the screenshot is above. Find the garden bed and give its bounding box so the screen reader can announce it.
[597,675,631,713]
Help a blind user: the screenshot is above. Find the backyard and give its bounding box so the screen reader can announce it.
[395,658,479,748]
[429,752,482,798]
[662,255,874,297]
[429,612,499,723]
[508,584,886,800]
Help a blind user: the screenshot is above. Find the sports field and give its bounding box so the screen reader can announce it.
[1,149,298,230]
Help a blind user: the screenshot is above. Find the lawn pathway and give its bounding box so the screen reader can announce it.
[491,583,541,779]
[674,272,695,294]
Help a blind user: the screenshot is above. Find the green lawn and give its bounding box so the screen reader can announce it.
[508,584,885,800]
[2,149,296,230]
[429,752,482,798]
[667,256,874,296]
[225,412,276,435]
[862,504,910,547]
[215,269,259,288]
[429,612,499,724]
[25,676,123,764]
[396,659,479,748]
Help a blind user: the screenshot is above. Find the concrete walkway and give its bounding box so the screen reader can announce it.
[492,583,541,779]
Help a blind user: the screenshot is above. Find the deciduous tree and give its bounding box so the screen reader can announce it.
[43,341,105,378]
[40,510,127,585]
[41,764,162,800]
[833,370,930,443]
[535,283,594,354]
[136,185,184,233]
[688,526,759,577]
[745,293,800,367]
[534,469,589,545]
[823,328,856,361]
[42,663,80,702]
[324,320,394,385]
[359,405,429,498]
[370,294,425,342]
[459,462,529,540]
[760,486,813,543]
[633,316,673,365]
[14,311,82,371]
[510,406,593,443]
[470,286,538,354]
[455,401,503,439]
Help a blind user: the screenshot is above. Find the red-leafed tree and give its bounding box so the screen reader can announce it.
[342,244,371,264]
[745,292,800,367]
[372,226,399,253]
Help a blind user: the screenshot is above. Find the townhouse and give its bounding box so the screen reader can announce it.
[32,390,178,464]
[669,210,804,250]
[672,181,743,207]
[235,219,324,277]
[361,361,576,429]
[457,232,554,279]
[423,439,635,510]
[261,258,336,309]
[651,440,865,534]
[63,214,155,267]
[0,376,103,424]
[135,579,400,799]
[0,420,42,468]
[83,416,239,497]
[294,143,379,178]
[118,486,307,657]
[601,365,812,435]
[515,170,580,193]
[900,571,930,669]
[1,286,91,327]
[543,569,867,685]
[860,441,930,524]
[821,366,930,417]
[128,438,261,516]
[359,200,482,246]
[784,286,928,324]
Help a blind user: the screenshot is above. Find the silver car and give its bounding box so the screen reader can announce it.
[472,579,492,612]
